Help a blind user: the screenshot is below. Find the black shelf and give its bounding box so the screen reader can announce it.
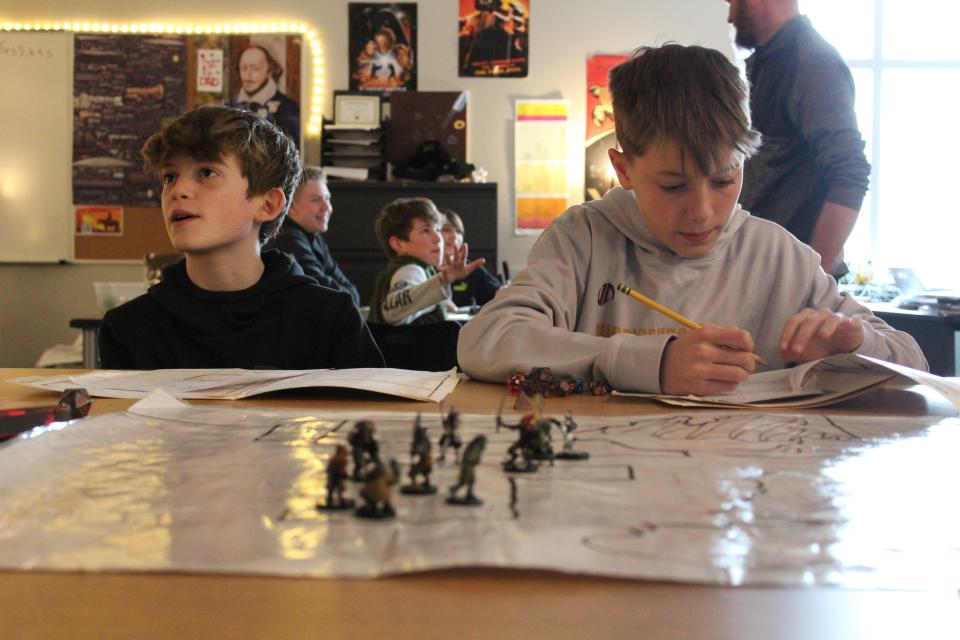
[321,120,387,181]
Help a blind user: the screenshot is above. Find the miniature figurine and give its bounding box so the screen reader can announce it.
[347,420,380,481]
[447,435,487,506]
[355,459,396,519]
[438,406,463,463]
[317,444,355,511]
[497,407,554,472]
[401,415,436,495]
[553,411,589,460]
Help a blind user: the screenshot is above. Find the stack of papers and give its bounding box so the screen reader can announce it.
[11,367,460,403]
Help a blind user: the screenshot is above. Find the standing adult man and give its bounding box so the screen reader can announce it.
[231,44,301,146]
[726,0,869,278]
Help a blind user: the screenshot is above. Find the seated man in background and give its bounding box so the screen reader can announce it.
[440,208,502,309]
[99,105,383,370]
[267,167,361,306]
[368,197,483,325]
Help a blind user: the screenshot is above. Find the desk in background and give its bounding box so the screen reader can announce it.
[868,303,960,376]
[1,370,958,639]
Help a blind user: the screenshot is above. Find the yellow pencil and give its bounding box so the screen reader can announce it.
[616,283,766,365]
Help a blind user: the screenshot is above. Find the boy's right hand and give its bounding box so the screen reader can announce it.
[438,241,484,284]
[660,324,756,396]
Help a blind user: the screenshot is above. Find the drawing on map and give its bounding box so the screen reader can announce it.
[0,396,957,590]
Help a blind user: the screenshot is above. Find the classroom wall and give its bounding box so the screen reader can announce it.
[0,0,733,366]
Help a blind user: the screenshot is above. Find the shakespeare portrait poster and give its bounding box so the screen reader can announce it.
[459,0,529,78]
[584,53,628,201]
[349,3,418,92]
[226,35,302,147]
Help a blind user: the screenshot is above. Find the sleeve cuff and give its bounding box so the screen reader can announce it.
[601,332,674,393]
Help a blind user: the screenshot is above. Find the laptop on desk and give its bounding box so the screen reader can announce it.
[889,267,960,311]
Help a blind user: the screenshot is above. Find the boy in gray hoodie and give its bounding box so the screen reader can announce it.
[458,44,925,395]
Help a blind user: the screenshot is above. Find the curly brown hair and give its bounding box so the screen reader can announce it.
[141,105,302,243]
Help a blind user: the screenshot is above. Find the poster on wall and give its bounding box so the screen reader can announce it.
[227,35,302,147]
[514,100,569,234]
[75,206,123,236]
[196,48,223,93]
[72,34,186,206]
[584,53,629,201]
[349,3,418,93]
[458,0,529,78]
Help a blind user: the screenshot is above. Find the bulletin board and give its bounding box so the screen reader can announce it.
[0,29,303,262]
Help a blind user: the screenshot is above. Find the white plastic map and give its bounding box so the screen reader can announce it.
[0,392,958,590]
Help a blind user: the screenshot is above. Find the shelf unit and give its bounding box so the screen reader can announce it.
[321,121,387,181]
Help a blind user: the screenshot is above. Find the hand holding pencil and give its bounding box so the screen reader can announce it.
[616,283,761,396]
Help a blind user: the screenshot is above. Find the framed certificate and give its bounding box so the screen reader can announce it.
[334,92,381,126]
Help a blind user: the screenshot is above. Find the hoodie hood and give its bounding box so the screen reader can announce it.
[149,250,316,335]
[581,186,750,262]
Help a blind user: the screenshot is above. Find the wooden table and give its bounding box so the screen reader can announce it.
[2,369,959,640]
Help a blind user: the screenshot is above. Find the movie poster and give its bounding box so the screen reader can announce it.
[349,3,418,92]
[458,0,529,78]
[584,54,628,201]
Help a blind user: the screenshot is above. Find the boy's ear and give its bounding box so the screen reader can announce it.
[255,187,287,223]
[387,235,407,255]
[607,148,635,190]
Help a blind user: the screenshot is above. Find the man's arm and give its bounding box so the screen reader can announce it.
[808,200,859,274]
[791,51,870,270]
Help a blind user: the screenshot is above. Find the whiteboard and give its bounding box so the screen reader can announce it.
[0,32,72,262]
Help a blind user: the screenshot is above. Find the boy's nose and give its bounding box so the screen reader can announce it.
[687,187,713,221]
[168,179,192,199]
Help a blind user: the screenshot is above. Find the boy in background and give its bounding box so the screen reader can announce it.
[267,167,361,306]
[99,105,383,370]
[368,197,483,325]
[458,44,925,395]
[440,208,502,308]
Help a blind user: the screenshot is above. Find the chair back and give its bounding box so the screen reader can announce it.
[366,320,461,371]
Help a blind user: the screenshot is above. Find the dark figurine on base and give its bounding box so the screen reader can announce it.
[438,406,463,462]
[497,400,554,472]
[347,420,380,481]
[318,444,356,510]
[355,460,396,519]
[401,415,437,495]
[447,435,487,506]
[553,411,589,460]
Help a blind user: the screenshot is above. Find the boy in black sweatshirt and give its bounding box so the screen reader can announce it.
[99,106,383,370]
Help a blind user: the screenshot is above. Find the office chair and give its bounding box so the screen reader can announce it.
[366,320,462,371]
